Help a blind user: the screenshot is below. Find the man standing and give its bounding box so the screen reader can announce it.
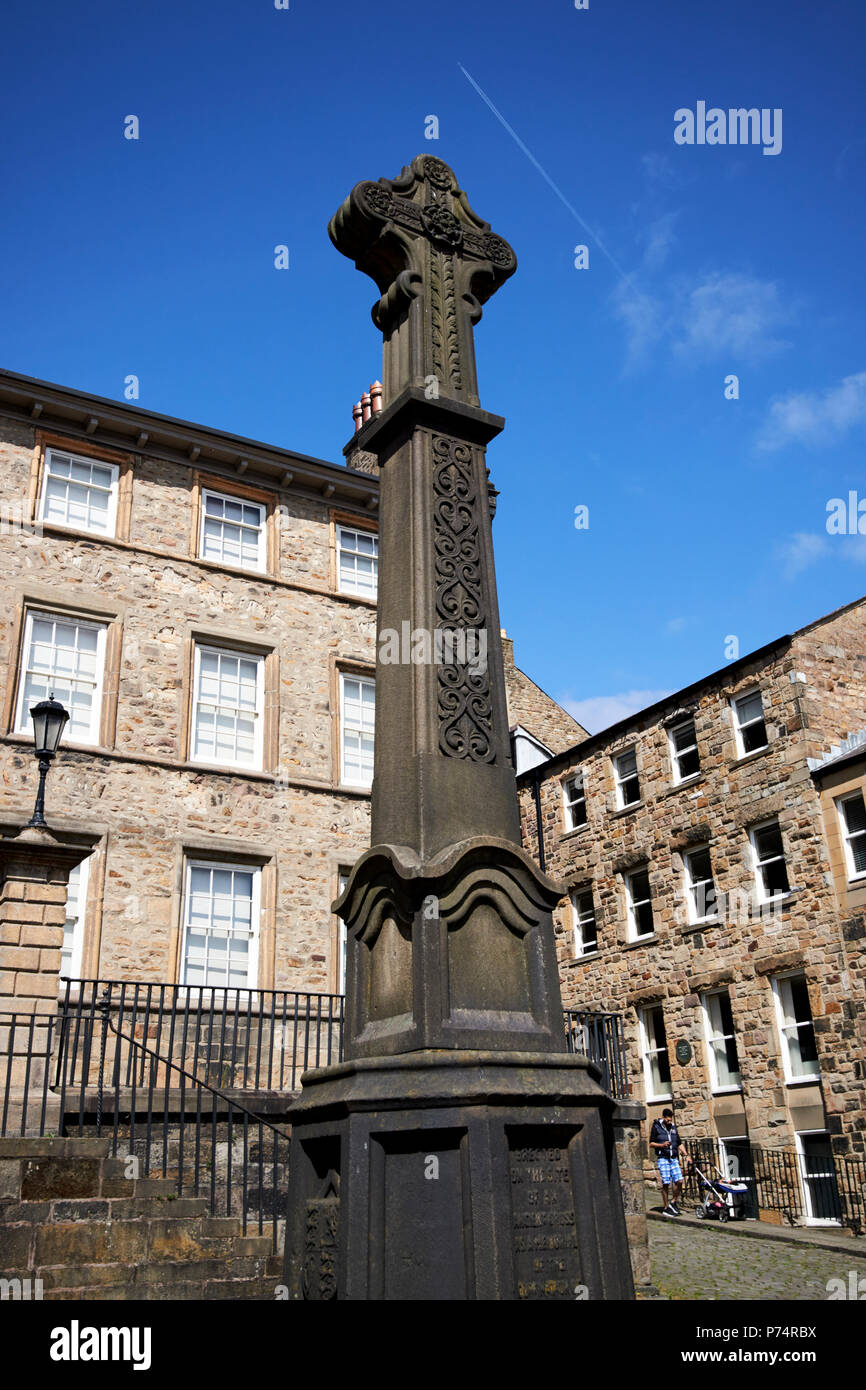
[650,1108,691,1216]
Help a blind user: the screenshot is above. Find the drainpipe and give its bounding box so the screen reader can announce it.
[532,765,546,873]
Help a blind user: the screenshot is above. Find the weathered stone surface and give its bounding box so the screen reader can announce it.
[21,1156,102,1200]
[285,156,636,1301]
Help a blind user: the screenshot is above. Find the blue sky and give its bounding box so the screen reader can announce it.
[2,0,865,732]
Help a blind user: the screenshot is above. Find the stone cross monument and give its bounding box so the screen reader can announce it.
[283,155,634,1301]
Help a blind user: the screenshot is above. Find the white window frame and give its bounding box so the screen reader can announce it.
[60,855,91,985]
[180,859,261,994]
[639,1005,672,1103]
[571,888,598,957]
[339,672,375,788]
[684,844,717,925]
[337,869,350,994]
[199,489,267,574]
[795,1130,841,1226]
[38,447,119,537]
[336,524,378,599]
[701,989,742,1094]
[190,643,265,771]
[750,818,791,904]
[772,971,820,1085]
[626,866,654,940]
[836,791,866,883]
[732,687,768,757]
[614,747,641,808]
[14,609,107,747]
[668,717,700,784]
[563,773,587,831]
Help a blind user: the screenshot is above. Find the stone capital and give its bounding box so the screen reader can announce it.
[329,156,516,407]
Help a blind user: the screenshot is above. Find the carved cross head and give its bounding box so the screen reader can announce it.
[329,155,517,407]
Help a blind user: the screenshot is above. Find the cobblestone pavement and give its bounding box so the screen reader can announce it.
[649,1218,864,1300]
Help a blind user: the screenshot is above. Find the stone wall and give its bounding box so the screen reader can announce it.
[0,409,378,996]
[0,405,577,1001]
[518,606,866,1162]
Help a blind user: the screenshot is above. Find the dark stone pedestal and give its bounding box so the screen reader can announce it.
[283,1050,635,1301]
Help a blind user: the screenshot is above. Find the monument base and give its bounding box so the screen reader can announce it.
[283,1049,635,1301]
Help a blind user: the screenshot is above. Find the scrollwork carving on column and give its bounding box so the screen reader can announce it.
[432,434,495,763]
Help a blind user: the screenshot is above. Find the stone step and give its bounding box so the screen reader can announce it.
[0,1194,211,1223]
[0,1134,286,1297]
[0,1135,113,1160]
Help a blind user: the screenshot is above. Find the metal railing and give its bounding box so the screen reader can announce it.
[563,1008,629,1100]
[1,1008,291,1250]
[56,980,628,1101]
[57,978,344,1097]
[683,1136,866,1233]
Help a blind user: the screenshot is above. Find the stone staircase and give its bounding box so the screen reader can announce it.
[0,1136,284,1300]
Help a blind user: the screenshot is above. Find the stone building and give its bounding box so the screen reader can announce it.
[516,598,866,1209]
[0,367,578,1008]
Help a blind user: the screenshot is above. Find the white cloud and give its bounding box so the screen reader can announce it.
[775,532,830,580]
[775,529,866,580]
[673,272,793,362]
[642,213,678,271]
[641,152,681,189]
[613,270,794,371]
[665,616,687,634]
[561,689,672,736]
[611,279,665,369]
[757,371,866,452]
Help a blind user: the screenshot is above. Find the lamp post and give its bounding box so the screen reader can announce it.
[27,693,69,828]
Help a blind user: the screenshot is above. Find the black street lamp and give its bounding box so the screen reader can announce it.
[27,693,69,828]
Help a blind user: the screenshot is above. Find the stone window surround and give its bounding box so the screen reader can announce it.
[682,841,718,927]
[770,968,821,1088]
[190,469,280,577]
[700,987,743,1096]
[569,884,598,958]
[666,712,701,785]
[613,745,641,810]
[165,835,277,992]
[14,609,108,747]
[748,815,793,905]
[560,768,588,835]
[179,625,279,777]
[835,788,866,884]
[330,654,375,791]
[638,1001,673,1104]
[179,856,262,992]
[329,506,379,601]
[29,430,134,542]
[330,861,352,995]
[3,586,125,752]
[730,684,770,759]
[624,863,655,943]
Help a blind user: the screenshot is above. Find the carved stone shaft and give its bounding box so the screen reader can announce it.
[329,157,567,1059]
[282,157,636,1303]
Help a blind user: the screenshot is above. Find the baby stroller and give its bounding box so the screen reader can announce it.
[692,1160,750,1222]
